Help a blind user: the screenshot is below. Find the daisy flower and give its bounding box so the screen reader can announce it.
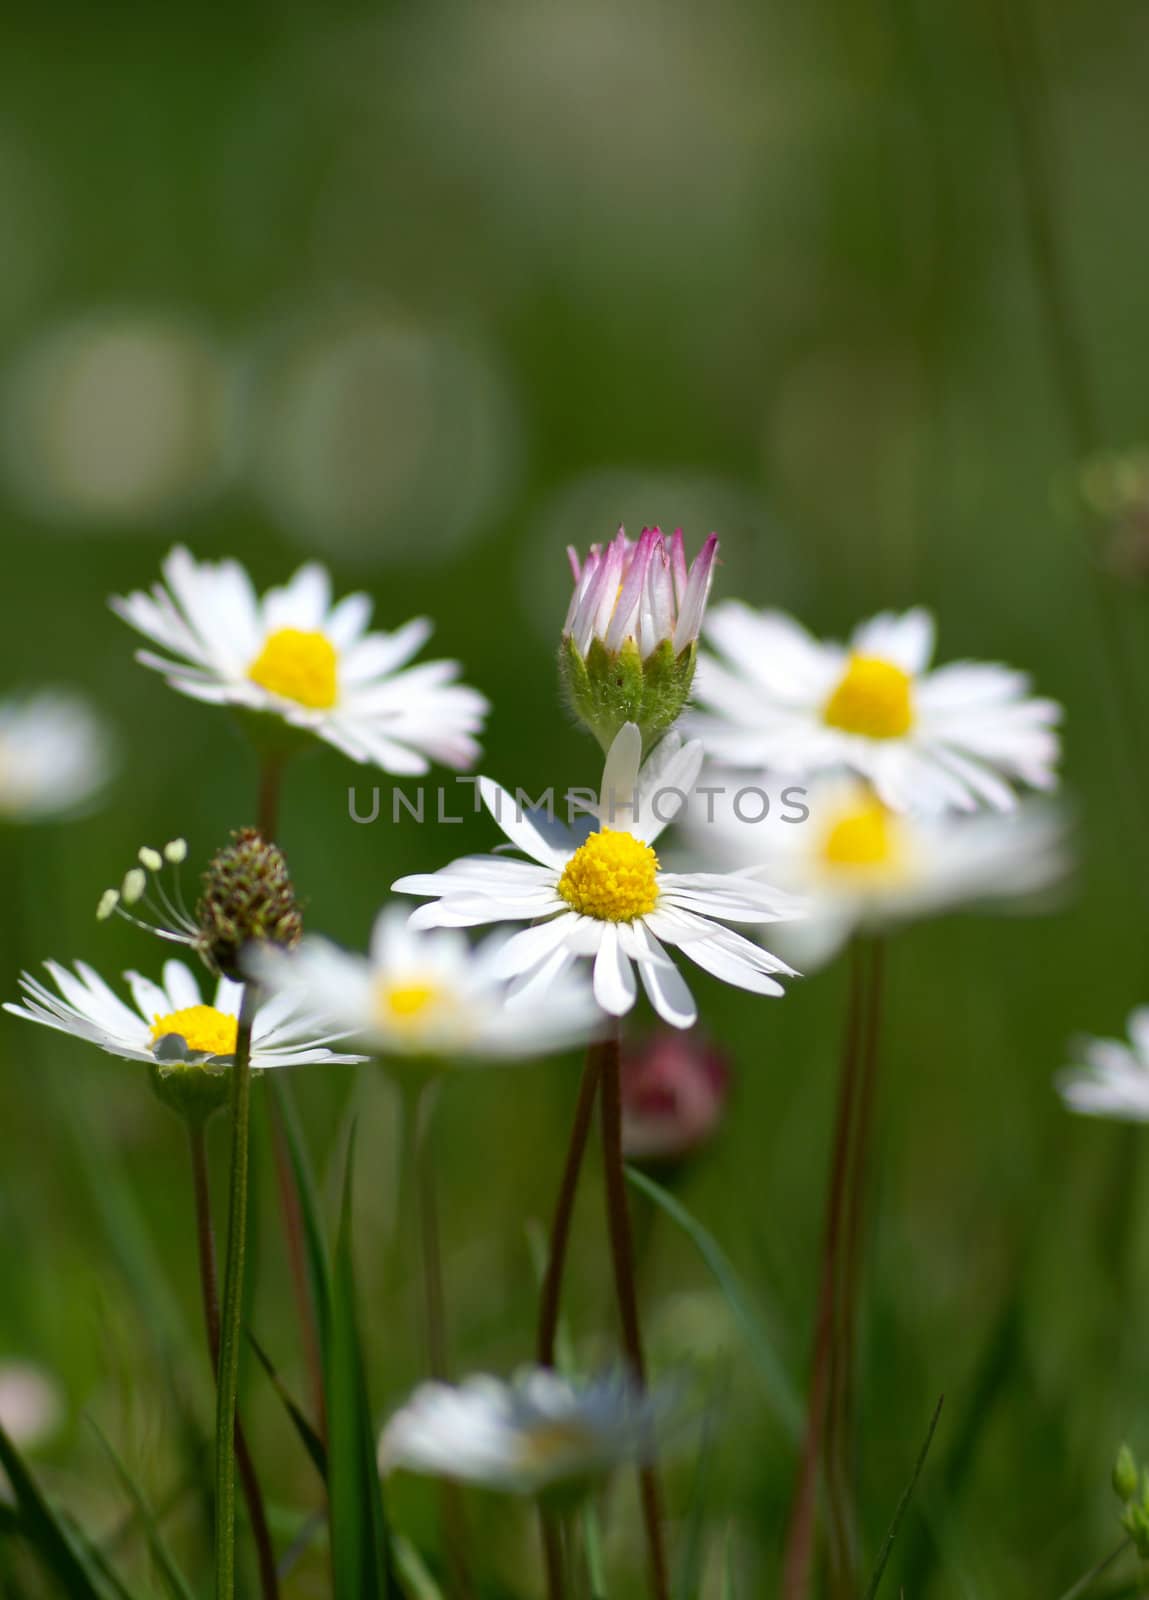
[1057,1011,1149,1123]
[689,603,1062,813]
[0,689,115,821]
[686,774,1067,969]
[251,907,602,1063]
[0,1363,63,1452]
[393,723,798,1030]
[110,546,488,773]
[378,1368,670,1497]
[4,957,363,1073]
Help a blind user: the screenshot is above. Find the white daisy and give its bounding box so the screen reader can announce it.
[393,723,799,1031]
[110,545,488,774]
[686,774,1068,969]
[1058,1011,1149,1123]
[250,907,602,1063]
[4,956,364,1072]
[0,689,115,821]
[688,603,1062,813]
[378,1368,669,1496]
[0,1363,63,1452]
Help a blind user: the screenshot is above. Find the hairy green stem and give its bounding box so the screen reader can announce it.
[214,983,259,1600]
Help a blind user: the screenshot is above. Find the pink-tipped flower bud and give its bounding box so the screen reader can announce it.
[620,1030,730,1164]
[560,527,719,753]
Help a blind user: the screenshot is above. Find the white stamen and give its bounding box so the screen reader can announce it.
[96,889,120,921]
[121,868,146,905]
[138,847,163,872]
[164,838,188,864]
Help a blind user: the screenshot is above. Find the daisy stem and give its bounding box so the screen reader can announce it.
[406,1079,475,1600]
[537,1047,604,1600]
[187,1122,280,1600]
[826,938,886,1598]
[599,1027,670,1600]
[215,981,259,1600]
[780,942,866,1600]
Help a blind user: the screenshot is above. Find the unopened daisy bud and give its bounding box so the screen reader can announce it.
[621,1030,730,1165]
[197,828,303,981]
[96,889,120,921]
[1114,1444,1139,1502]
[164,838,188,864]
[138,846,163,872]
[560,527,718,753]
[121,868,146,905]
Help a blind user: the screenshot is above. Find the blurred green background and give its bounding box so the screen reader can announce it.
[1,1,1147,1594]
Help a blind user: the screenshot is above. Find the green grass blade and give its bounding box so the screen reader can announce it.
[0,1419,115,1598]
[861,1395,945,1600]
[269,1076,332,1348]
[248,1331,328,1482]
[393,1535,446,1599]
[720,1524,739,1600]
[326,1127,405,1600]
[675,1387,725,1600]
[89,1420,197,1600]
[624,1167,802,1437]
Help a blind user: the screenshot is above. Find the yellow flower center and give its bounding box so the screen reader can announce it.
[150,1005,239,1058]
[820,797,903,876]
[248,628,338,710]
[376,980,445,1030]
[516,1419,598,1471]
[557,828,660,922]
[823,655,914,740]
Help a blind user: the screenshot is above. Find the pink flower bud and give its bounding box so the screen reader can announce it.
[620,1030,730,1163]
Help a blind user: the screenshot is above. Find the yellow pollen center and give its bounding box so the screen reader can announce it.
[557,828,660,922]
[150,1005,239,1058]
[823,655,914,739]
[378,981,443,1026]
[821,799,902,875]
[248,628,338,710]
[517,1419,597,1471]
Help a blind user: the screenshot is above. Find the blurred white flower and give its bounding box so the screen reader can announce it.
[251,907,601,1063]
[689,604,1062,814]
[378,1368,669,1496]
[0,1363,63,1451]
[111,546,488,773]
[687,774,1067,969]
[0,689,115,821]
[395,724,798,1030]
[1058,1011,1149,1123]
[5,957,363,1073]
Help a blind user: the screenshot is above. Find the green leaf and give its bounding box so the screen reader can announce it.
[861,1396,945,1600]
[89,1420,197,1600]
[624,1167,802,1438]
[326,1127,406,1600]
[248,1331,329,1483]
[0,1418,115,1598]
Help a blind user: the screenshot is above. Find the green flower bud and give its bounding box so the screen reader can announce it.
[1114,1444,1139,1503]
[197,828,303,981]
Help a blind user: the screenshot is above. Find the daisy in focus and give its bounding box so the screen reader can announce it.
[689,604,1061,813]
[111,546,488,773]
[378,1368,670,1497]
[5,957,363,1074]
[1057,1011,1149,1122]
[394,723,798,1030]
[251,906,602,1063]
[0,689,115,821]
[687,774,1068,968]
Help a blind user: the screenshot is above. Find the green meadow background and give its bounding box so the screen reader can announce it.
[1,1,1147,1594]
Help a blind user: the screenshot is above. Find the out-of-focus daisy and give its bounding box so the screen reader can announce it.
[561,527,718,752]
[4,957,363,1073]
[620,1030,730,1163]
[0,1363,63,1451]
[0,689,115,821]
[1058,1011,1149,1122]
[689,604,1061,813]
[110,546,488,773]
[251,906,601,1063]
[687,774,1066,969]
[378,1368,669,1497]
[394,723,798,1030]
